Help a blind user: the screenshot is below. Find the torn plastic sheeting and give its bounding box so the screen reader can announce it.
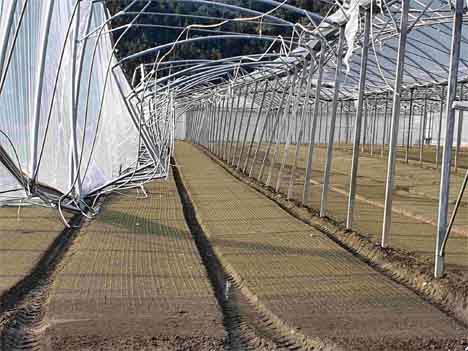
[0,0,141,200]
[326,0,373,73]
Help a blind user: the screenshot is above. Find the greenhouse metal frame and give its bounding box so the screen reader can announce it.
[0,0,467,277]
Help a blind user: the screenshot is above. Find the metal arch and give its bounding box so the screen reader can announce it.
[248,0,326,25]
[142,0,293,25]
[129,59,296,103]
[116,34,301,66]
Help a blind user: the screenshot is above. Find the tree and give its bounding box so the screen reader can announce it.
[105,0,331,79]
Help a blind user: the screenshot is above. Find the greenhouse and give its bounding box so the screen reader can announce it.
[0,0,467,350]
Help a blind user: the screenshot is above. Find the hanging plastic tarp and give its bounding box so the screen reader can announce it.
[0,0,171,210]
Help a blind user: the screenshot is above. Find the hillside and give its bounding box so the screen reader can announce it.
[106,0,330,78]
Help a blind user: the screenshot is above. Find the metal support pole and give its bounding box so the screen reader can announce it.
[346,9,370,229]
[250,79,279,177]
[233,84,252,165]
[454,84,463,172]
[428,104,435,148]
[410,105,417,148]
[113,72,160,166]
[320,26,345,218]
[436,0,464,278]
[266,70,299,187]
[381,92,389,158]
[223,92,236,160]
[419,95,428,165]
[265,105,285,186]
[197,107,202,144]
[198,107,205,144]
[237,81,260,169]
[455,108,464,172]
[188,110,193,141]
[220,96,230,159]
[259,81,289,182]
[206,103,211,148]
[346,101,351,144]
[206,104,211,149]
[318,102,323,144]
[402,104,408,160]
[211,103,217,152]
[197,109,202,142]
[194,109,199,142]
[217,97,226,156]
[338,101,343,145]
[192,110,196,141]
[362,98,368,153]
[244,80,270,172]
[370,96,378,156]
[228,85,245,164]
[216,96,226,158]
[441,169,468,255]
[212,99,219,153]
[194,108,201,142]
[275,64,306,193]
[205,105,211,146]
[217,97,225,156]
[216,98,224,156]
[0,0,18,79]
[207,105,212,148]
[30,0,56,182]
[302,40,326,205]
[289,61,316,200]
[211,100,218,153]
[405,89,414,163]
[436,86,445,168]
[208,104,215,152]
[186,111,191,141]
[381,0,410,248]
[325,102,329,144]
[69,3,82,197]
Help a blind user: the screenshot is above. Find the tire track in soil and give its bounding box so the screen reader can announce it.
[172,158,332,351]
[0,214,84,351]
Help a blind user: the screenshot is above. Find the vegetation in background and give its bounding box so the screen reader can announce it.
[105,0,331,79]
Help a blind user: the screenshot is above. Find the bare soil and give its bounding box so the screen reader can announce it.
[229,142,468,273]
[2,142,468,350]
[177,142,468,351]
[44,174,225,350]
[49,334,225,351]
[0,206,70,299]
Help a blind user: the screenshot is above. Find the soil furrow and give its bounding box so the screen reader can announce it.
[175,141,468,351]
[204,143,468,328]
[44,175,225,350]
[172,158,337,351]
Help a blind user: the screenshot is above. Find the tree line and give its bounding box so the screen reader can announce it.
[105,0,331,79]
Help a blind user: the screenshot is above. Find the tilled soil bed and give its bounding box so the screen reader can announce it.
[0,207,71,301]
[44,173,225,350]
[175,141,468,351]
[229,142,468,273]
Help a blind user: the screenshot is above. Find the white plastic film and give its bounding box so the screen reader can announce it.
[0,0,140,202]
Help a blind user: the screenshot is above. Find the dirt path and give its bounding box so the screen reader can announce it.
[175,142,468,351]
[45,173,225,350]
